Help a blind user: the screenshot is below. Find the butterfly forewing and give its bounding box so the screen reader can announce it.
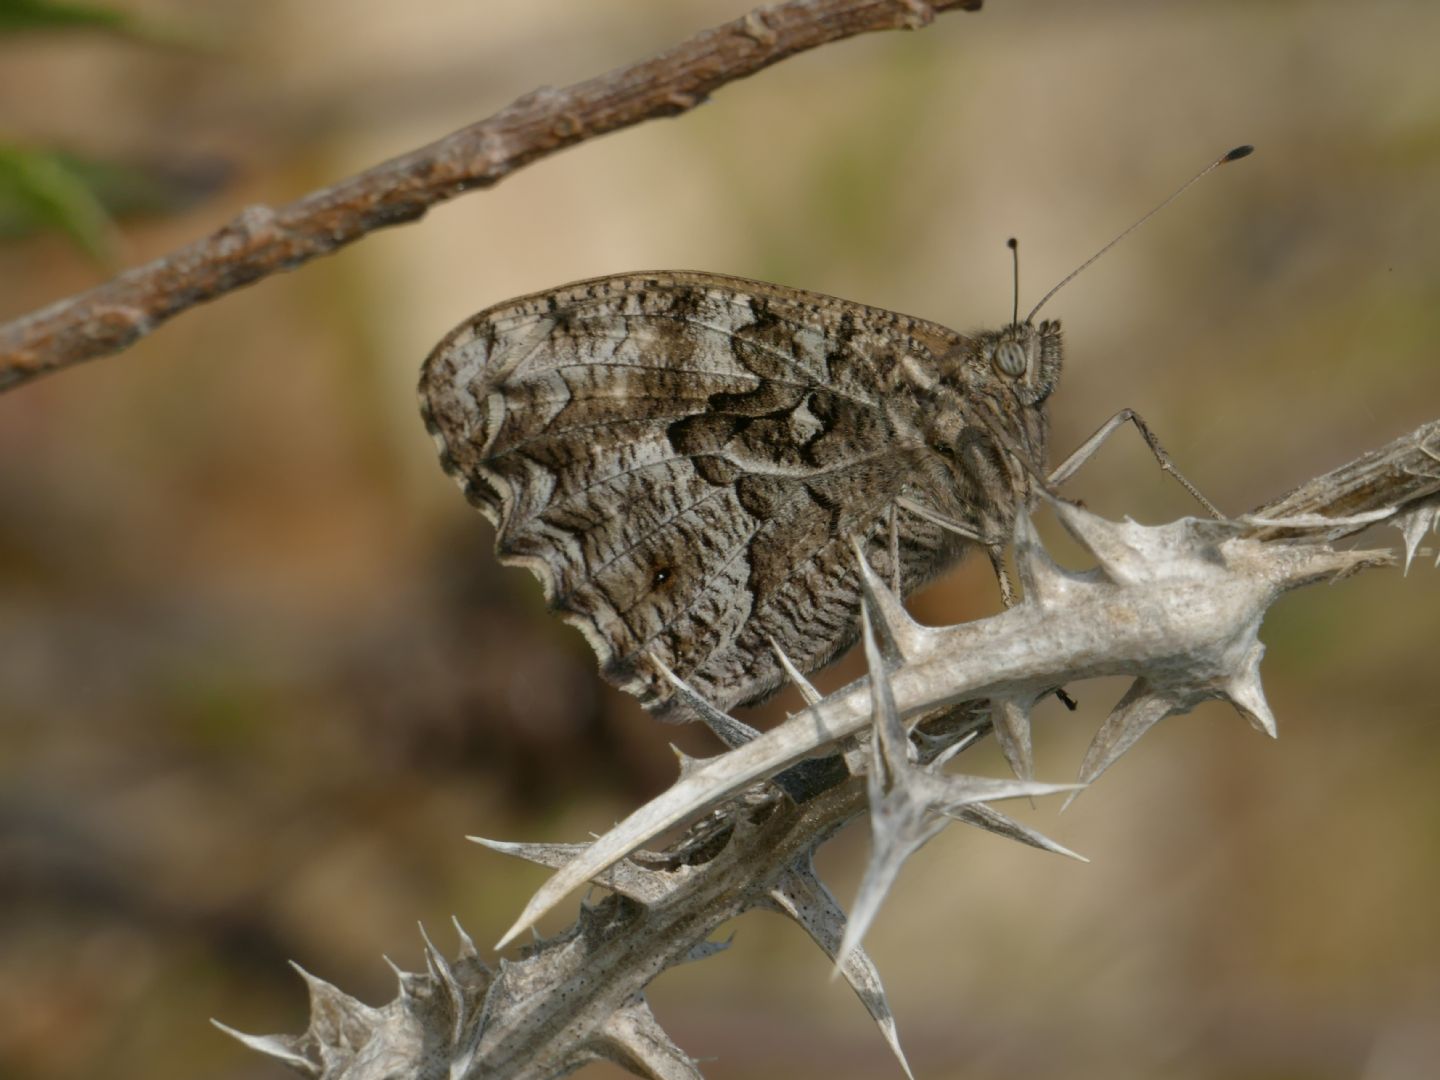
[420,271,981,720]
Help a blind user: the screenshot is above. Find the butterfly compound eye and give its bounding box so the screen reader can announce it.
[994,340,1027,377]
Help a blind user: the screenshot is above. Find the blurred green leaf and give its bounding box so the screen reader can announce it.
[0,0,134,34]
[0,146,232,239]
[66,150,232,216]
[0,0,203,48]
[0,144,117,262]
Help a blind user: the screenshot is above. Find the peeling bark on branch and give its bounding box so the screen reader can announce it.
[0,0,983,392]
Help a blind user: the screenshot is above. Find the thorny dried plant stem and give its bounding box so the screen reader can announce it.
[1250,418,1440,537]
[471,781,872,1079]
[222,417,1438,1080]
[0,0,982,392]
[494,416,1440,948]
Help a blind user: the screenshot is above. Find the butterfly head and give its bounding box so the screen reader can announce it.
[978,319,1063,406]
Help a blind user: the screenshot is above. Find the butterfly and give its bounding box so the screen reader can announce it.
[419,149,1250,724]
[419,271,1059,722]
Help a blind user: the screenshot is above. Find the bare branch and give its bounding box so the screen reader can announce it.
[0,0,983,393]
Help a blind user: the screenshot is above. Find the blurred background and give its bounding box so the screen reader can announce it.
[2,1,1438,1077]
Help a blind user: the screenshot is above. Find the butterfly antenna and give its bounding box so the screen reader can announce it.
[1024,144,1254,324]
[1007,237,1020,328]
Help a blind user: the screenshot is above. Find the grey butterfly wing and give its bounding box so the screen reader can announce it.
[420,271,971,720]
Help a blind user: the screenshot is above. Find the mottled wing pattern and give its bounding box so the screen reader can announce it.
[420,272,971,720]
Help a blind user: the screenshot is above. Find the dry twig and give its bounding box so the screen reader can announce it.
[0,0,982,393]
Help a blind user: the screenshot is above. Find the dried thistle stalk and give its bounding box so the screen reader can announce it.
[225,420,1438,1080]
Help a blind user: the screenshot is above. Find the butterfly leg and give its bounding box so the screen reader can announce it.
[986,544,1017,608]
[887,504,902,597]
[898,498,1073,722]
[1049,408,1222,518]
[893,497,1010,603]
